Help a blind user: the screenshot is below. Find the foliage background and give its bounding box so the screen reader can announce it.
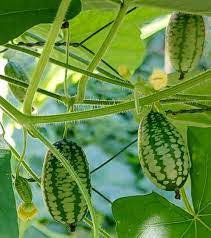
[1,1,211,237]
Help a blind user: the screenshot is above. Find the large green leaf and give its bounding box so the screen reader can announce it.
[0,0,81,44]
[112,191,211,237]
[81,0,120,10]
[188,127,211,216]
[112,193,194,238]
[28,7,168,75]
[0,137,19,238]
[133,0,211,15]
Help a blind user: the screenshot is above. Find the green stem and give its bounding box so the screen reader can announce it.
[0,95,24,123]
[180,187,195,215]
[1,71,211,125]
[63,24,70,139]
[27,125,99,238]
[28,70,211,124]
[25,31,123,81]
[77,2,129,101]
[16,128,27,175]
[3,73,211,107]
[5,44,133,90]
[6,140,40,183]
[83,217,112,238]
[0,74,67,103]
[23,0,71,114]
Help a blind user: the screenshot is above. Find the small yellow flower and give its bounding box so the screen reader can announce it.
[149,69,168,90]
[17,202,38,221]
[118,64,131,80]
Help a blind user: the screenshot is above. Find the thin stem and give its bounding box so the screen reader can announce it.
[28,70,211,124]
[79,44,120,76]
[16,128,27,175]
[180,187,195,215]
[79,7,137,45]
[23,0,71,114]
[28,125,99,238]
[0,95,25,123]
[1,71,211,126]
[24,31,124,81]
[166,107,211,115]
[0,74,67,103]
[2,73,211,106]
[83,217,112,238]
[91,138,137,174]
[63,23,70,139]
[5,44,133,90]
[92,187,112,204]
[5,139,40,183]
[77,2,129,101]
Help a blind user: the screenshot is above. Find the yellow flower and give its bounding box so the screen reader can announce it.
[149,69,168,90]
[118,64,131,80]
[17,202,38,221]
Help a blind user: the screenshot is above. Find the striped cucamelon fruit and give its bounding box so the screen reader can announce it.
[41,139,91,231]
[4,61,29,102]
[15,175,32,204]
[138,111,190,194]
[166,12,205,80]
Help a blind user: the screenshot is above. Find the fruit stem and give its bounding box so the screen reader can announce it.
[76,1,129,102]
[180,187,195,215]
[23,0,71,115]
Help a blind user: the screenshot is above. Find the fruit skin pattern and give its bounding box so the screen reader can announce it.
[166,12,205,79]
[41,139,91,230]
[138,111,190,191]
[4,61,29,102]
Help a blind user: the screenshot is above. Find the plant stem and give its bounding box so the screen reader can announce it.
[6,44,133,90]
[6,140,40,183]
[180,187,195,215]
[28,70,211,124]
[1,71,211,125]
[0,74,67,103]
[83,218,112,238]
[77,2,129,101]
[28,125,99,238]
[16,128,27,175]
[25,31,123,80]
[23,0,71,114]
[0,95,25,123]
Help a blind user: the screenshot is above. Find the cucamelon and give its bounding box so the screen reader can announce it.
[15,175,32,204]
[166,12,205,79]
[138,111,190,193]
[4,61,28,102]
[15,175,38,221]
[41,139,91,231]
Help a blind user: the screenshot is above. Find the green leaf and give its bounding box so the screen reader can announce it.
[112,192,194,238]
[113,190,211,237]
[0,0,81,44]
[188,127,211,217]
[28,7,168,75]
[0,137,19,238]
[81,0,120,10]
[133,0,211,15]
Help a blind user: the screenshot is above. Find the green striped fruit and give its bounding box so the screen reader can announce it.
[138,111,190,191]
[166,12,205,79]
[4,61,28,102]
[15,175,32,204]
[41,139,91,231]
